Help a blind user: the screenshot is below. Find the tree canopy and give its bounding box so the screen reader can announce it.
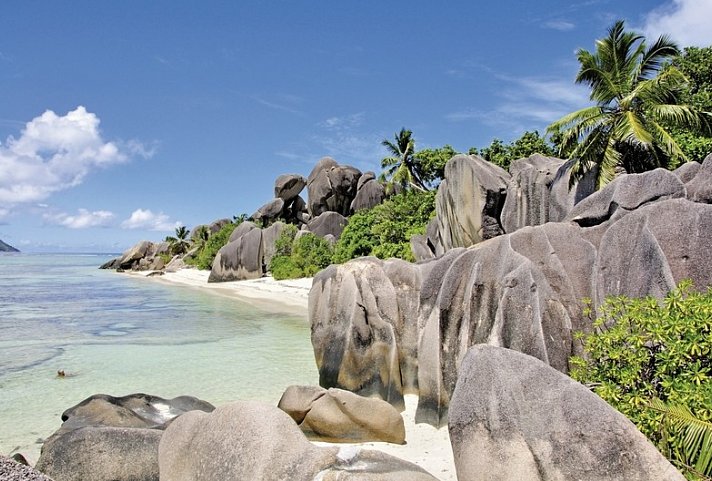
[547,20,710,188]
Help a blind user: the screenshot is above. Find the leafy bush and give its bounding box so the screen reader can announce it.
[333,190,435,263]
[187,222,238,270]
[570,281,712,479]
[270,231,333,280]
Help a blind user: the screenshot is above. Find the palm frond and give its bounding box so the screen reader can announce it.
[649,399,712,477]
[637,34,679,81]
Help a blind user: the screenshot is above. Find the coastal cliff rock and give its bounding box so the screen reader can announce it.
[209,223,263,282]
[448,345,685,481]
[159,401,439,481]
[307,211,349,240]
[278,385,406,444]
[36,393,213,481]
[251,198,285,225]
[0,238,19,252]
[434,154,509,251]
[500,154,596,233]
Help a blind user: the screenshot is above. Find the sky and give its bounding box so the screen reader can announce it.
[1,0,711,253]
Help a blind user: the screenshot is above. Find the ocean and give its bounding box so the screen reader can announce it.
[0,253,318,462]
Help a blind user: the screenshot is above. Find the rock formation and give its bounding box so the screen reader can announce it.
[278,385,406,444]
[309,164,712,426]
[209,222,263,282]
[159,401,439,481]
[0,238,19,252]
[1,456,53,481]
[36,393,213,481]
[448,345,685,481]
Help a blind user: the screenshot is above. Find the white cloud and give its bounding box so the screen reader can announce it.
[543,20,576,31]
[642,0,712,47]
[446,74,590,135]
[121,208,180,231]
[0,106,149,212]
[45,208,115,229]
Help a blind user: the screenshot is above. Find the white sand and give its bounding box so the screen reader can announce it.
[136,268,457,480]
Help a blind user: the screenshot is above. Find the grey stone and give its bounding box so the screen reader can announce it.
[262,221,287,268]
[309,259,404,409]
[159,401,438,481]
[307,211,348,240]
[674,160,701,184]
[435,154,510,250]
[0,456,53,481]
[274,173,307,202]
[448,345,685,481]
[307,156,340,217]
[410,234,435,261]
[685,153,712,203]
[502,155,595,233]
[278,386,406,444]
[357,171,377,190]
[565,168,685,227]
[251,198,285,225]
[228,220,258,243]
[595,198,712,305]
[351,178,386,212]
[209,227,264,281]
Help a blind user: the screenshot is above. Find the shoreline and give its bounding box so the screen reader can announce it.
[126,268,312,317]
[127,267,457,481]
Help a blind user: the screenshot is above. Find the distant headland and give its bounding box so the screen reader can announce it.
[0,239,19,252]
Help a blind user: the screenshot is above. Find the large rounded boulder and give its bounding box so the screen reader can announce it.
[448,345,685,481]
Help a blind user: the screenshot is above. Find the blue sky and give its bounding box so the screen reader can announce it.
[1,0,710,252]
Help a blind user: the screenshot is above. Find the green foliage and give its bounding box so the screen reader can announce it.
[165,225,191,255]
[270,232,334,280]
[188,222,238,270]
[274,224,298,257]
[470,131,553,170]
[414,144,458,187]
[570,281,712,479]
[381,128,429,192]
[670,46,712,163]
[333,190,436,263]
[650,400,712,478]
[547,20,709,188]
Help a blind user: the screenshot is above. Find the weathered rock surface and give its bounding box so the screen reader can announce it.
[278,386,405,444]
[251,197,285,225]
[274,173,307,202]
[0,238,19,252]
[37,427,162,481]
[351,174,386,212]
[307,157,363,217]
[210,224,264,281]
[434,154,509,251]
[685,153,712,203]
[159,401,439,481]
[595,198,712,304]
[262,221,287,269]
[310,259,404,408]
[35,393,213,481]
[501,154,595,233]
[100,240,169,271]
[448,345,685,481]
[307,211,349,240]
[674,160,701,183]
[0,456,53,481]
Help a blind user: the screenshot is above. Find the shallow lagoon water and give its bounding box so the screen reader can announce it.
[0,254,318,463]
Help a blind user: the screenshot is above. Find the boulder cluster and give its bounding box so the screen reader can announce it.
[102,157,389,282]
[310,153,712,426]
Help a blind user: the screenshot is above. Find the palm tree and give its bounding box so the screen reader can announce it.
[547,20,711,188]
[381,128,428,191]
[165,225,190,255]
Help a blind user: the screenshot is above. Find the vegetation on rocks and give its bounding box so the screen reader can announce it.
[570,281,712,480]
[469,130,554,170]
[186,222,239,270]
[548,21,711,188]
[332,190,436,263]
[270,228,334,280]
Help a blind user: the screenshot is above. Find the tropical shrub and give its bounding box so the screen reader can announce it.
[570,281,712,479]
[270,231,333,280]
[471,130,554,170]
[332,190,436,263]
[188,222,238,270]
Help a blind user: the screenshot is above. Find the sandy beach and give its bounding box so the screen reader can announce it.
[136,267,457,481]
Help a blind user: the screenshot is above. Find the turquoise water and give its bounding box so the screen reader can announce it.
[0,254,318,462]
